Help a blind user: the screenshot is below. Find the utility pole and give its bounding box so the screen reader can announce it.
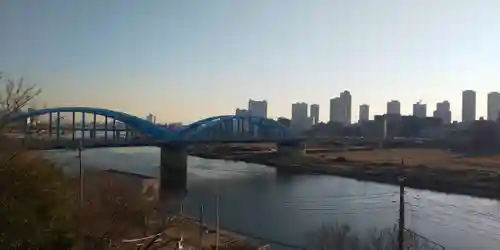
[398,176,406,250]
[78,140,84,208]
[216,195,220,250]
[199,204,204,250]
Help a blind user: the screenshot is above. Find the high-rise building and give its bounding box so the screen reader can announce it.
[359,104,369,122]
[291,102,309,131]
[433,101,451,124]
[248,99,267,118]
[340,91,352,125]
[387,100,401,115]
[487,92,500,121]
[235,108,250,116]
[329,91,351,125]
[329,97,343,123]
[412,102,427,118]
[310,104,319,125]
[462,90,476,122]
[146,113,154,123]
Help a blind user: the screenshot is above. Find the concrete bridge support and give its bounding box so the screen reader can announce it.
[160,144,187,190]
[277,141,306,157]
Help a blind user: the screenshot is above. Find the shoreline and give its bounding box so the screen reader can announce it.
[189,150,500,201]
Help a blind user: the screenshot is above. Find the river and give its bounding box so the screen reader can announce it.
[45,146,500,250]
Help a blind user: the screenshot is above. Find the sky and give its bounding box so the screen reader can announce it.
[2,0,500,124]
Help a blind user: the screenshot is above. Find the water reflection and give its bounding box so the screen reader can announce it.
[45,147,500,250]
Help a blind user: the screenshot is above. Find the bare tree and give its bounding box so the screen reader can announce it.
[0,72,42,133]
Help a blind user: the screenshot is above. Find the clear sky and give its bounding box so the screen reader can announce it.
[2,0,500,123]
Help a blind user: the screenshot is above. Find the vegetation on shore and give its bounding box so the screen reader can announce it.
[191,145,500,200]
[0,73,160,249]
[307,224,442,250]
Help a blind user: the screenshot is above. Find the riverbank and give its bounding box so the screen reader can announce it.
[190,147,500,200]
[82,169,260,250]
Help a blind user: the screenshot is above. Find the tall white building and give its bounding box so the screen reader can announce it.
[412,102,427,118]
[339,91,352,125]
[462,90,476,122]
[387,100,401,115]
[487,92,500,121]
[291,102,310,131]
[359,104,369,122]
[329,91,351,125]
[310,104,319,125]
[146,113,155,123]
[433,101,451,124]
[248,99,267,118]
[329,97,344,123]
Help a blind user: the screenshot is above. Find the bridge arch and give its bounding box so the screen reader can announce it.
[7,107,174,140]
[175,115,296,141]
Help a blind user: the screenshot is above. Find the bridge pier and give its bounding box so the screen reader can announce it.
[277,141,306,157]
[160,144,187,190]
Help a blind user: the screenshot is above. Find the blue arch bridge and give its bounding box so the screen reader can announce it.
[7,107,305,188]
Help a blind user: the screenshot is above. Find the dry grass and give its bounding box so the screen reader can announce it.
[313,148,500,171]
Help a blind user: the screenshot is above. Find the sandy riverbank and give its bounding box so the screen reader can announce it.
[190,147,500,200]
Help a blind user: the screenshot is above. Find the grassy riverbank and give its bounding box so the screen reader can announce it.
[190,147,500,200]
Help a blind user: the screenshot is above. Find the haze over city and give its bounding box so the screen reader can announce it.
[3,0,500,123]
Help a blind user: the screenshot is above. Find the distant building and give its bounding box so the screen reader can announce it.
[329,97,343,123]
[145,113,156,124]
[291,102,310,131]
[412,102,427,118]
[462,90,476,122]
[433,101,451,124]
[310,104,319,125]
[339,91,352,125]
[235,108,250,116]
[387,100,401,115]
[487,92,500,121]
[329,91,351,125]
[248,99,267,118]
[359,104,369,122]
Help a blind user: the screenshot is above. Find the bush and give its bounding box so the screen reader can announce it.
[0,152,78,249]
[306,223,442,250]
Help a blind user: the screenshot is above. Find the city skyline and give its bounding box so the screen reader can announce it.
[3,1,500,123]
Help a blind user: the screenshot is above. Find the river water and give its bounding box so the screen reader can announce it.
[45,146,500,250]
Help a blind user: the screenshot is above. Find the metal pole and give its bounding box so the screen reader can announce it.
[398,176,406,250]
[72,111,75,140]
[56,112,60,141]
[216,195,220,250]
[93,113,97,139]
[125,125,129,140]
[104,117,108,140]
[81,112,85,139]
[199,204,204,250]
[48,112,52,137]
[112,119,116,140]
[79,141,84,208]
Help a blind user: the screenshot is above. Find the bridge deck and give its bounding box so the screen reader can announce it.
[16,138,305,150]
